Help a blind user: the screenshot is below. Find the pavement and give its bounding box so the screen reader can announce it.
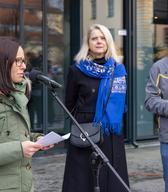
[32,141,164,192]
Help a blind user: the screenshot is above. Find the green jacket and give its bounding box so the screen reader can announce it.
[0,94,37,192]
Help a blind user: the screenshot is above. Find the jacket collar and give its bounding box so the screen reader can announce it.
[0,95,30,131]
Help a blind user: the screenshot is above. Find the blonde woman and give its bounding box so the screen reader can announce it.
[62,24,129,192]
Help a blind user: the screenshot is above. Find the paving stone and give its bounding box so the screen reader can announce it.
[32,143,164,192]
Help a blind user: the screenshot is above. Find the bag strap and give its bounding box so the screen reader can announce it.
[72,62,116,118]
[102,62,116,117]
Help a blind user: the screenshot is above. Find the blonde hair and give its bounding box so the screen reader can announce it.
[74,24,121,63]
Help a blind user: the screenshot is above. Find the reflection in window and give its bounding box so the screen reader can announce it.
[153,0,168,60]
[136,0,168,138]
[24,1,43,131]
[48,0,64,11]
[108,0,114,17]
[164,28,168,46]
[136,1,155,138]
[25,0,42,8]
[109,28,115,40]
[0,8,19,37]
[0,0,18,4]
[47,0,65,133]
[24,9,42,42]
[91,0,96,19]
[153,0,168,24]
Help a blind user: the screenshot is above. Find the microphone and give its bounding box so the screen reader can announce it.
[27,69,62,88]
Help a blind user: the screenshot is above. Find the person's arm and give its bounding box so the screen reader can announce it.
[0,141,23,166]
[0,140,43,166]
[0,113,42,165]
[30,132,44,142]
[65,66,79,111]
[144,63,168,117]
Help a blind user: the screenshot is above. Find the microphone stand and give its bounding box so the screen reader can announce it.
[49,87,131,192]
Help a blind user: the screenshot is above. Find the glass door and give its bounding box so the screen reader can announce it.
[25,0,65,134]
[136,0,168,139]
[24,0,43,131]
[46,0,65,133]
[0,1,66,135]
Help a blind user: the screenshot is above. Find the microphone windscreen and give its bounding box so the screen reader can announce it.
[28,69,42,82]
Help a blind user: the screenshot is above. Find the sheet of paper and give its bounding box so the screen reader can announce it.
[36,131,70,146]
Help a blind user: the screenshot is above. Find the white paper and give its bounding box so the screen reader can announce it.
[36,131,70,146]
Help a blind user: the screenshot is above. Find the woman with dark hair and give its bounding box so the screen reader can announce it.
[0,37,50,192]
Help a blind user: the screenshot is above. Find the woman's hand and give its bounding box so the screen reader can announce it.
[21,141,42,158]
[36,136,54,151]
[41,144,54,151]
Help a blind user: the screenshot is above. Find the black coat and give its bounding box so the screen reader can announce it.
[62,64,129,192]
[65,64,99,122]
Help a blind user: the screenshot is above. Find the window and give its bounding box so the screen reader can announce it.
[91,0,96,19]
[109,28,115,40]
[108,0,114,17]
[164,28,168,46]
[153,0,168,24]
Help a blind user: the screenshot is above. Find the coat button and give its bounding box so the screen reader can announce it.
[92,88,96,93]
[25,131,28,137]
[25,131,30,138]
[26,163,31,170]
[6,131,10,136]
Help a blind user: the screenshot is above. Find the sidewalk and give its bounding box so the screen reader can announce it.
[32,142,164,192]
[126,143,163,192]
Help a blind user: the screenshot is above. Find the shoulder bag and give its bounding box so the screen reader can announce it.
[70,64,116,148]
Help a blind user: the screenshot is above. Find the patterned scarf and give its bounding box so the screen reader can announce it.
[76,57,127,135]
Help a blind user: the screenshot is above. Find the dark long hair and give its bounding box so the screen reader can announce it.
[0,37,20,95]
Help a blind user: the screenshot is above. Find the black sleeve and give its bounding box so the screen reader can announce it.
[65,66,79,112]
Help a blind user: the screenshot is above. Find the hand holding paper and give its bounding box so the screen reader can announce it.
[36,131,70,147]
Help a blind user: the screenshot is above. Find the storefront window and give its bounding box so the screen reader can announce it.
[0,2,19,37]
[136,0,168,138]
[24,0,43,131]
[47,0,65,133]
[0,1,66,139]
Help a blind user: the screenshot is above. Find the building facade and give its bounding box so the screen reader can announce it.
[1,0,168,147]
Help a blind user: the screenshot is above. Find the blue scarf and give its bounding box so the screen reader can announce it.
[76,57,127,135]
